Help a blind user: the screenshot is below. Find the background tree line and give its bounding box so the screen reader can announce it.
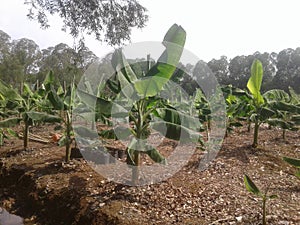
[0,29,300,94]
[174,50,300,95]
[0,30,97,89]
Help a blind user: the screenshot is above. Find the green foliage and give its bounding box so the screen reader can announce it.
[283,157,300,178]
[222,85,251,135]
[88,24,204,185]
[264,89,300,139]
[26,0,148,46]
[247,59,264,106]
[134,24,186,97]
[0,78,62,149]
[244,174,261,196]
[43,71,77,162]
[244,175,277,225]
[246,59,275,147]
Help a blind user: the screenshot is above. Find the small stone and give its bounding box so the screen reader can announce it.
[236,216,243,222]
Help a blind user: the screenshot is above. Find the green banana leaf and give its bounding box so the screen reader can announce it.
[43,70,56,90]
[267,118,295,130]
[23,83,34,98]
[134,24,186,97]
[289,86,300,104]
[111,49,138,83]
[283,157,300,168]
[247,59,264,105]
[126,139,166,165]
[26,111,61,123]
[47,85,65,110]
[152,106,202,142]
[0,117,22,128]
[270,101,300,114]
[244,174,261,196]
[263,89,290,103]
[0,79,23,102]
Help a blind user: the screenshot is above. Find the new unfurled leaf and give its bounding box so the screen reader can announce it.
[247,59,264,105]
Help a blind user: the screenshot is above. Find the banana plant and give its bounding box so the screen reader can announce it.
[0,128,18,146]
[244,174,277,225]
[289,86,300,104]
[194,89,211,140]
[43,71,77,162]
[92,24,202,184]
[264,89,300,139]
[0,79,61,149]
[0,86,19,146]
[283,157,300,178]
[247,59,274,147]
[221,85,253,136]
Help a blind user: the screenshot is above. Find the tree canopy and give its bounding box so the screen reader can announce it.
[25,0,148,46]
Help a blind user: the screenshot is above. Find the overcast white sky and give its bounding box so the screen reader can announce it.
[1,0,300,62]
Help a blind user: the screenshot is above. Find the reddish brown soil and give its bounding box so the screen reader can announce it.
[0,124,299,225]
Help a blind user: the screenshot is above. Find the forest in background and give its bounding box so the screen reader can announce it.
[0,29,299,95]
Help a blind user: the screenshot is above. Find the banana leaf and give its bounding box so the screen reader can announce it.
[247,59,264,105]
[263,89,290,103]
[0,79,23,102]
[134,24,186,97]
[26,111,61,123]
[0,117,22,128]
[283,157,300,168]
[152,106,202,142]
[244,174,261,196]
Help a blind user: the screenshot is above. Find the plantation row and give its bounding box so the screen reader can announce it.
[0,24,299,185]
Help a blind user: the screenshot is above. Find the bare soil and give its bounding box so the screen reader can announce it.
[0,124,299,225]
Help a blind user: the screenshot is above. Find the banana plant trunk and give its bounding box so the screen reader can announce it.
[282,129,286,140]
[252,121,259,148]
[24,119,30,150]
[262,197,267,225]
[65,112,72,162]
[132,151,141,185]
[0,131,3,146]
[247,121,251,132]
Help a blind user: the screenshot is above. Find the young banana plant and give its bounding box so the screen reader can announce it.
[244,174,277,225]
[264,89,300,140]
[247,59,274,147]
[221,85,252,136]
[93,24,202,184]
[43,71,77,162]
[0,79,61,149]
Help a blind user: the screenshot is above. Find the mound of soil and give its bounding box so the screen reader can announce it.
[0,124,299,224]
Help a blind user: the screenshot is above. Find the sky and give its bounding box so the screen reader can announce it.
[1,0,300,62]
